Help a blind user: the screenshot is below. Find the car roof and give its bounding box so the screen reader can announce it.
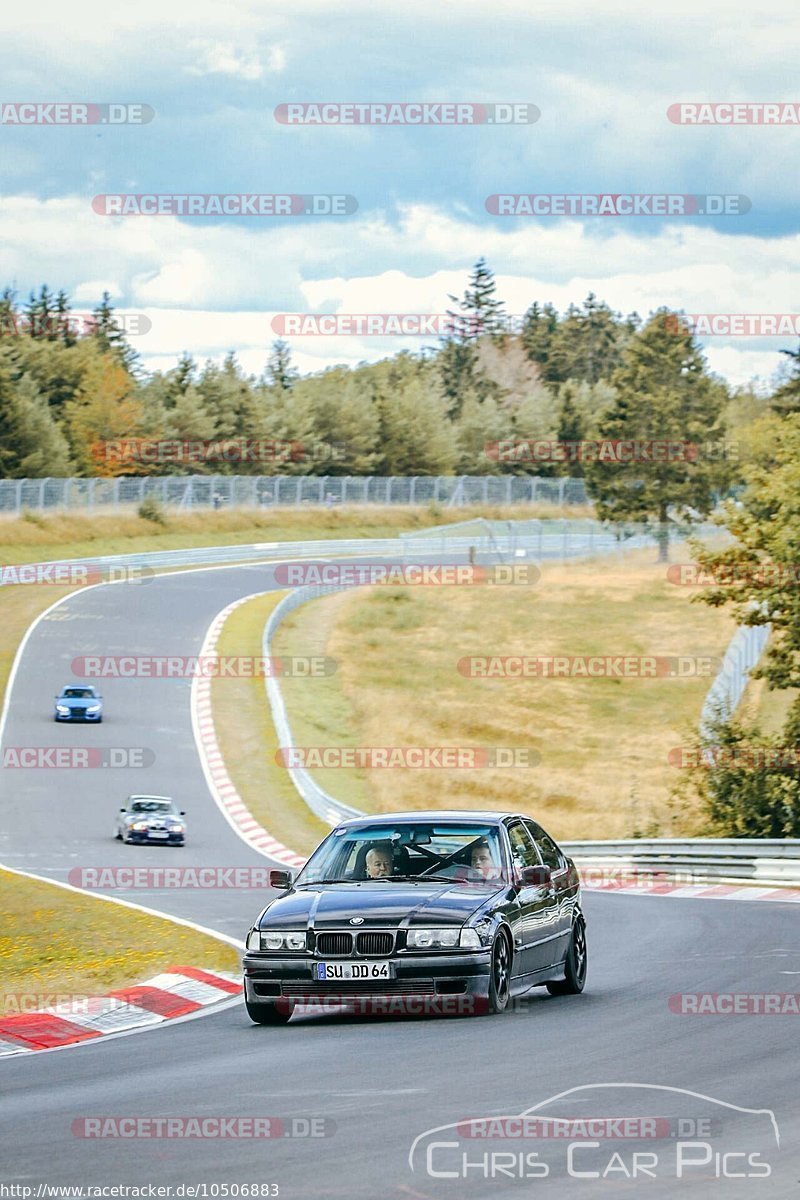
[61,683,98,690]
[336,810,514,828]
[127,794,173,802]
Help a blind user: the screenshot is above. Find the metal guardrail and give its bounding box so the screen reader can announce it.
[562,839,800,886]
[0,474,590,514]
[700,623,771,738]
[5,520,710,576]
[263,583,366,827]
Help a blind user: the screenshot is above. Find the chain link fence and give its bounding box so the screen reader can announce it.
[0,474,590,515]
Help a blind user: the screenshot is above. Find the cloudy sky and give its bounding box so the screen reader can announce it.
[2,0,799,388]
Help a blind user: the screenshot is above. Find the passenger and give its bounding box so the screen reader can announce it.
[364,843,394,879]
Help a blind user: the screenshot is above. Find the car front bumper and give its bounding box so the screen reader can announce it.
[55,711,102,721]
[126,830,184,844]
[243,950,492,1014]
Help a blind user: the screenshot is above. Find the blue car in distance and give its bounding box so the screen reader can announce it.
[54,684,103,723]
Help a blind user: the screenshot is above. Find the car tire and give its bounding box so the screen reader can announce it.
[245,999,294,1025]
[546,914,587,996]
[114,830,122,841]
[487,931,511,1015]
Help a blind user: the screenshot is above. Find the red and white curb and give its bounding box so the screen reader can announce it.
[0,966,242,1057]
[580,874,800,904]
[193,596,306,872]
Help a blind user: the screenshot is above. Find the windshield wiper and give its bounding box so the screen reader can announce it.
[295,878,350,886]
[413,873,460,884]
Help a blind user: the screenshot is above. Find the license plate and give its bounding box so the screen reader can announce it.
[149,830,169,838]
[314,961,394,981]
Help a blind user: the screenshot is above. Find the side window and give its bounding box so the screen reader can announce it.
[524,820,563,872]
[507,822,540,870]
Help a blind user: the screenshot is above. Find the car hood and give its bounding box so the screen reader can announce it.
[258,881,505,930]
[59,698,97,708]
[125,812,179,824]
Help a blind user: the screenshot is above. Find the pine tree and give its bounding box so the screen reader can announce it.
[585,310,729,560]
[264,339,298,391]
[0,363,72,477]
[520,302,559,374]
[554,382,587,476]
[439,259,505,418]
[89,292,139,372]
[771,344,800,415]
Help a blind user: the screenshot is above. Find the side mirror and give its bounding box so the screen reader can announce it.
[520,865,552,888]
[180,810,186,816]
[119,808,126,813]
[270,869,293,890]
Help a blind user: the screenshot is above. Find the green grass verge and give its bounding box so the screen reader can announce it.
[271,550,740,841]
[0,869,239,1014]
[0,503,594,565]
[210,591,331,857]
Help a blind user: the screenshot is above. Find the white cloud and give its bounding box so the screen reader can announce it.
[73,280,123,302]
[1,195,797,390]
[186,39,285,81]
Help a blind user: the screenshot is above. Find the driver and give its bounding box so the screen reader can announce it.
[364,843,394,879]
[470,839,501,879]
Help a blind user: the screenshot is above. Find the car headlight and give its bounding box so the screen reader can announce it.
[132,821,149,831]
[407,928,460,949]
[459,928,483,950]
[56,705,69,713]
[169,823,185,831]
[86,704,101,712]
[250,930,307,952]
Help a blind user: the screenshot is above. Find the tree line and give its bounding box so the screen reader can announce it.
[0,265,791,494]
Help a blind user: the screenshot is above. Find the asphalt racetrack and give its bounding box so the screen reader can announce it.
[1,566,798,1198]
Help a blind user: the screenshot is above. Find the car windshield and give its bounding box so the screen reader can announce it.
[295,822,508,886]
[130,799,173,813]
[62,688,95,699]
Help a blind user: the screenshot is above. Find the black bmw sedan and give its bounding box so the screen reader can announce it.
[243,811,586,1024]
